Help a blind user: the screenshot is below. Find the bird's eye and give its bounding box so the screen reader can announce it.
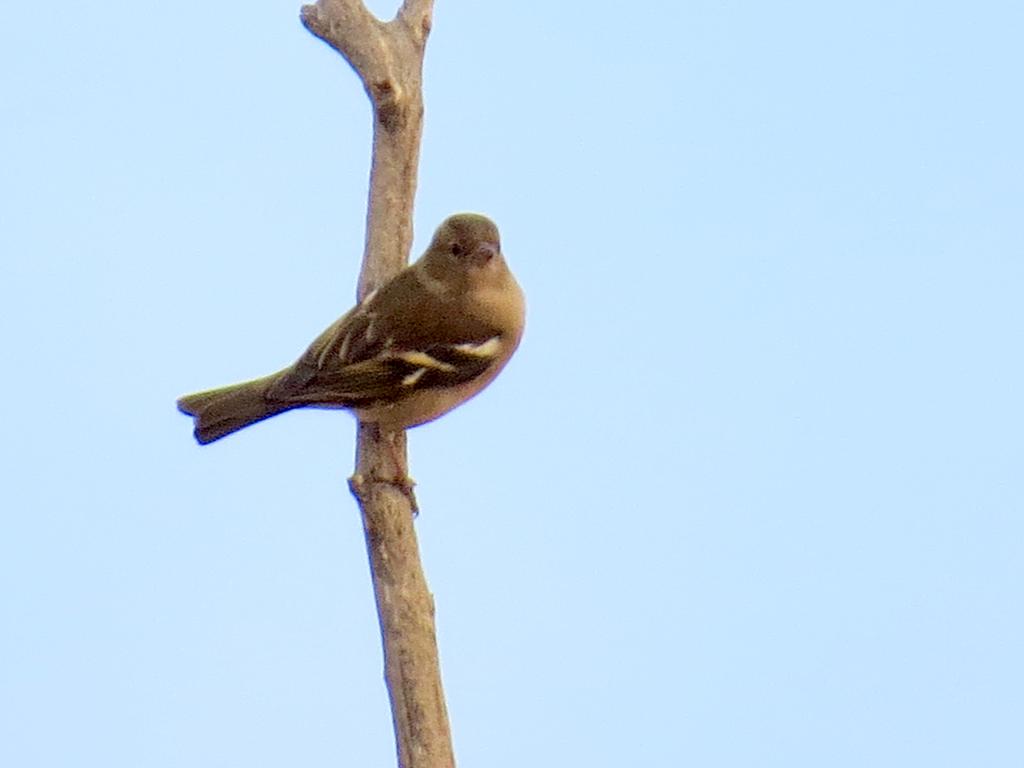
[450,243,464,257]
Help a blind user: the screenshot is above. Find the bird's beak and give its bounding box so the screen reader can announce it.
[472,241,499,266]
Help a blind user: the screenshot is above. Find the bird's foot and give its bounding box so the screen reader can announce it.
[349,472,419,516]
[380,472,419,515]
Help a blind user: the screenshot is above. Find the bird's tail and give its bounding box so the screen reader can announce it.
[177,372,294,445]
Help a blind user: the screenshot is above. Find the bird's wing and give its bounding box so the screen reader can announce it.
[266,270,503,408]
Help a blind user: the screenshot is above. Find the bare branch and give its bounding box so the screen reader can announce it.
[398,0,435,43]
[300,0,386,89]
[300,1,451,767]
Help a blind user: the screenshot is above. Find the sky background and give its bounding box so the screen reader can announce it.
[2,1,1022,766]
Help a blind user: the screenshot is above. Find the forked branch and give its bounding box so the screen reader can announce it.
[300,1,453,767]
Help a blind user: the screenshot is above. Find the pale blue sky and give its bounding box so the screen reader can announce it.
[2,1,1022,766]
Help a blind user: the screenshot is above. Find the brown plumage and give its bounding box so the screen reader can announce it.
[177,213,525,444]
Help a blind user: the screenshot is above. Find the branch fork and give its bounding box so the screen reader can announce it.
[301,1,453,767]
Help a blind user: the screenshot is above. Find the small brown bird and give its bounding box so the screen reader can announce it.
[177,213,525,444]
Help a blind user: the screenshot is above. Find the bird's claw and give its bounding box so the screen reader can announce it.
[350,471,419,516]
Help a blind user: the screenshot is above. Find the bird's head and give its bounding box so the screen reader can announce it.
[430,213,502,269]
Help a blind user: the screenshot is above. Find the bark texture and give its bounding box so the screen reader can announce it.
[300,2,454,766]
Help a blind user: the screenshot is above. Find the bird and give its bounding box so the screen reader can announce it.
[177,213,525,447]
